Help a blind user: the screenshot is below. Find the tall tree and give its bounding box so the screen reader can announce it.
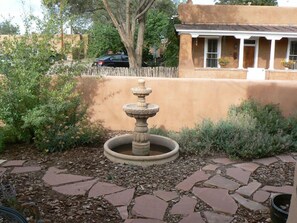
[102,0,155,68]
[214,0,278,5]
[0,18,20,35]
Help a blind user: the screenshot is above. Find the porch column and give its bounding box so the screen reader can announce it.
[269,39,276,70]
[266,36,282,70]
[238,38,245,69]
[178,33,196,77]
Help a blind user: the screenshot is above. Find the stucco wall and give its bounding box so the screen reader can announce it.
[80,76,297,132]
[178,4,297,25]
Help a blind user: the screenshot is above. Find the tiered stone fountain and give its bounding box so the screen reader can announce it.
[104,79,179,166]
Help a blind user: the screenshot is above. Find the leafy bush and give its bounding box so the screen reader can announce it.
[178,100,297,159]
[0,34,105,152]
[149,126,170,137]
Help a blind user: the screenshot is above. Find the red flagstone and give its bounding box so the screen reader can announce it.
[253,157,278,166]
[176,170,210,191]
[262,185,293,194]
[170,196,197,216]
[276,155,296,163]
[236,181,261,197]
[117,206,129,220]
[231,193,268,211]
[88,182,126,198]
[202,164,220,171]
[153,190,178,202]
[192,187,238,215]
[226,167,251,185]
[52,179,98,195]
[125,219,165,223]
[104,188,135,206]
[204,211,233,223]
[204,175,240,190]
[0,167,6,177]
[131,195,168,220]
[212,158,235,165]
[232,162,259,173]
[11,166,41,174]
[179,212,205,223]
[2,160,26,167]
[253,190,270,203]
[43,167,93,186]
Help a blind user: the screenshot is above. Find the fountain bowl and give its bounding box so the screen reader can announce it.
[104,134,179,167]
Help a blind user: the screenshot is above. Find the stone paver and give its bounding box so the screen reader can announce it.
[212,158,235,165]
[253,157,278,166]
[226,167,251,185]
[253,190,270,203]
[131,195,168,220]
[204,175,240,190]
[202,164,220,171]
[52,179,98,196]
[231,193,268,211]
[0,160,6,165]
[170,196,197,216]
[232,162,259,173]
[262,185,293,194]
[236,181,261,197]
[88,182,126,198]
[2,160,26,167]
[11,166,41,174]
[204,211,234,223]
[104,188,135,207]
[276,155,296,163]
[176,170,210,191]
[153,190,178,202]
[117,206,128,220]
[192,187,238,215]
[179,212,205,223]
[0,167,6,176]
[43,167,93,186]
[125,219,165,223]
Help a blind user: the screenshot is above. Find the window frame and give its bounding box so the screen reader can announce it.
[203,37,221,68]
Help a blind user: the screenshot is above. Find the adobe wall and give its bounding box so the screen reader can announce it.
[80,76,297,132]
[178,4,297,25]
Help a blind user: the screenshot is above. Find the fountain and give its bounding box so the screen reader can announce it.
[104,79,179,166]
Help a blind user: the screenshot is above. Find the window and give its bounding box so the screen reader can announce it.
[206,39,218,68]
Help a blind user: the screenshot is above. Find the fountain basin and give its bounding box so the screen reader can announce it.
[123,103,159,118]
[104,134,179,167]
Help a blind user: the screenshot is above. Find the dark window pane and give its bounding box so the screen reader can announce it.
[207,39,218,68]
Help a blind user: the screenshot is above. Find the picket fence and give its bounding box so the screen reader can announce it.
[82,66,178,78]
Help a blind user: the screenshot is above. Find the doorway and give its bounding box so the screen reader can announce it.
[243,46,255,68]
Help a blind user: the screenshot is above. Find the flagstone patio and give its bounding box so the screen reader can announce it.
[0,153,296,222]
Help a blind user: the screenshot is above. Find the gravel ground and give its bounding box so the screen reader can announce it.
[0,133,295,223]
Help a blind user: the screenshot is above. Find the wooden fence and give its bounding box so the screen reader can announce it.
[82,66,178,78]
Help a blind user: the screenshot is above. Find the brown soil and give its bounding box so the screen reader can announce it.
[0,132,295,223]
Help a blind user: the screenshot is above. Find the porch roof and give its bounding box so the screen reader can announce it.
[175,24,297,39]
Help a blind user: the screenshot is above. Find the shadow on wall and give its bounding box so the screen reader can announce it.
[246,81,297,117]
[77,77,122,123]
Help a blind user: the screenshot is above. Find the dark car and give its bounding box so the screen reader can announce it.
[92,54,129,67]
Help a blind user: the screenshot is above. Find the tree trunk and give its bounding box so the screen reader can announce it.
[135,16,145,67]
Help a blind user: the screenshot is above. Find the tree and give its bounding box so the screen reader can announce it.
[0,18,20,35]
[102,0,155,68]
[214,0,278,5]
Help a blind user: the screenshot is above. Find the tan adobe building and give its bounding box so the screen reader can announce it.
[175,3,297,79]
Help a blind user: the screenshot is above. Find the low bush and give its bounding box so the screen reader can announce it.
[178,100,297,159]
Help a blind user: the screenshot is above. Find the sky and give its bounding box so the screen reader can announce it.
[0,0,296,33]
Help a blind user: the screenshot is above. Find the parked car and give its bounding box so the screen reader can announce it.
[92,54,129,67]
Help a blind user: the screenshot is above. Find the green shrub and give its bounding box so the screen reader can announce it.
[0,34,105,152]
[149,126,169,137]
[177,100,297,159]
